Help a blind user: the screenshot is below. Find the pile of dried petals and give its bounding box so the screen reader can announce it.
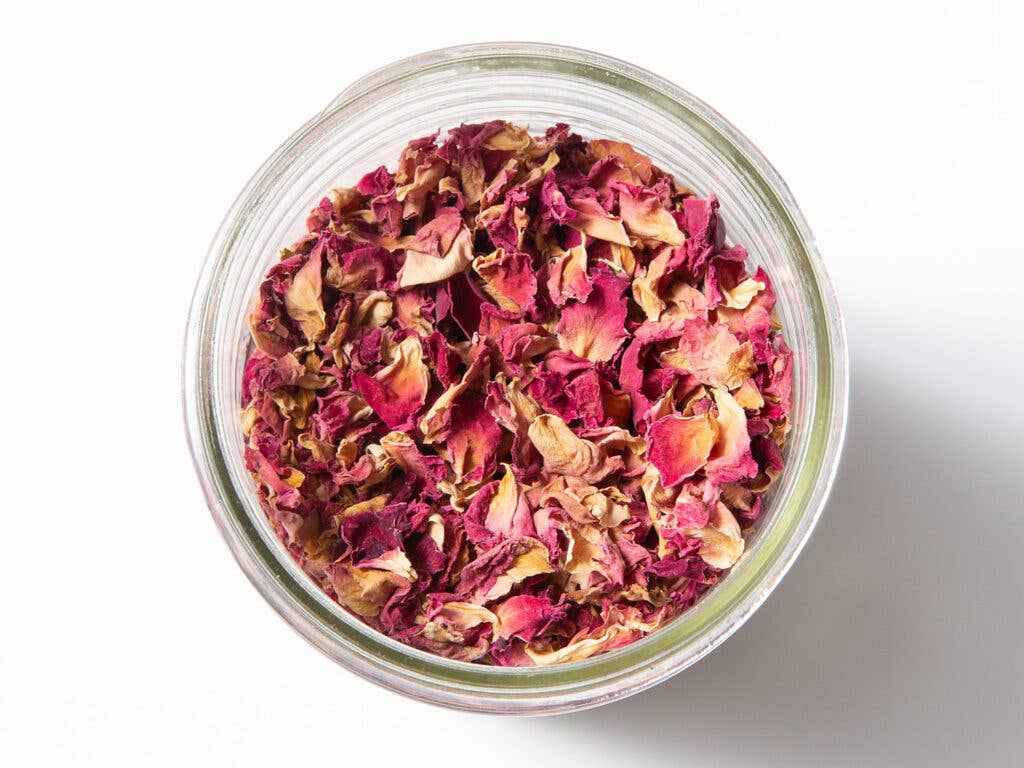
[242,122,792,665]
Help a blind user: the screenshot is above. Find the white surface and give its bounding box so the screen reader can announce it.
[2,2,1021,766]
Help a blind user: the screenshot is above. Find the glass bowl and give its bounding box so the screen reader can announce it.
[183,42,848,715]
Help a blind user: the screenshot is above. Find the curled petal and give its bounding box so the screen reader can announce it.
[380,432,446,483]
[527,414,620,483]
[284,250,326,341]
[329,563,410,618]
[705,388,759,484]
[458,537,554,602]
[613,181,684,245]
[399,215,474,287]
[587,139,658,185]
[631,247,672,321]
[352,290,393,327]
[352,335,430,429]
[567,197,631,246]
[687,502,745,568]
[546,243,592,306]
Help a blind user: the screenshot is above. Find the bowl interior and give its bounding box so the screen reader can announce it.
[186,44,845,712]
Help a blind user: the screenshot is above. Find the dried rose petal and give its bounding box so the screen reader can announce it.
[647,413,717,487]
[556,273,629,362]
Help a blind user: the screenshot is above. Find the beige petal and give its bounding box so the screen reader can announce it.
[618,189,684,245]
[395,156,446,203]
[485,539,554,600]
[631,247,672,321]
[434,601,497,631]
[485,464,525,533]
[662,280,708,322]
[568,198,631,246]
[527,414,616,483]
[358,549,417,580]
[733,378,765,410]
[723,276,767,309]
[399,225,474,288]
[587,139,657,185]
[335,493,390,523]
[482,123,531,152]
[330,565,409,618]
[284,251,326,341]
[375,335,430,411]
[708,388,751,465]
[352,290,393,327]
[687,502,745,568]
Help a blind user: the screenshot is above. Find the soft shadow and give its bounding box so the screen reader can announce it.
[532,367,1023,766]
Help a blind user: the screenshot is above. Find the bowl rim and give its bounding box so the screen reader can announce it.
[183,41,848,714]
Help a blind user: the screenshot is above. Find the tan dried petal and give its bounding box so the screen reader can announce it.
[435,601,497,631]
[335,493,390,522]
[582,487,631,527]
[618,189,684,245]
[723,275,767,309]
[662,280,708,322]
[426,512,446,549]
[687,502,745,568]
[399,225,474,288]
[708,388,750,465]
[485,464,525,533]
[485,539,554,600]
[482,123,531,152]
[733,378,765,410]
[527,414,616,483]
[358,549,417,580]
[564,523,609,591]
[352,290,393,327]
[395,156,446,203]
[331,564,409,618]
[284,251,326,341]
[632,247,672,321]
[607,242,637,276]
[393,290,433,335]
[567,198,631,246]
[587,139,657,185]
[374,335,430,415]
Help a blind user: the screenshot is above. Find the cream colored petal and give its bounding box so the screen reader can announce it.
[284,252,326,341]
[395,156,446,202]
[434,601,498,631]
[358,549,417,580]
[686,502,745,568]
[352,290,393,327]
[426,512,446,549]
[485,464,523,533]
[527,414,611,482]
[482,123,531,151]
[331,565,408,618]
[723,276,767,309]
[618,191,684,245]
[568,198,631,246]
[733,378,765,410]
[399,225,474,288]
[631,248,672,321]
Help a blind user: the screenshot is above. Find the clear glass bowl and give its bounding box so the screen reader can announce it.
[183,42,848,715]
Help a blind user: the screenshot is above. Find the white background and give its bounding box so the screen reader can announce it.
[2,2,1021,766]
